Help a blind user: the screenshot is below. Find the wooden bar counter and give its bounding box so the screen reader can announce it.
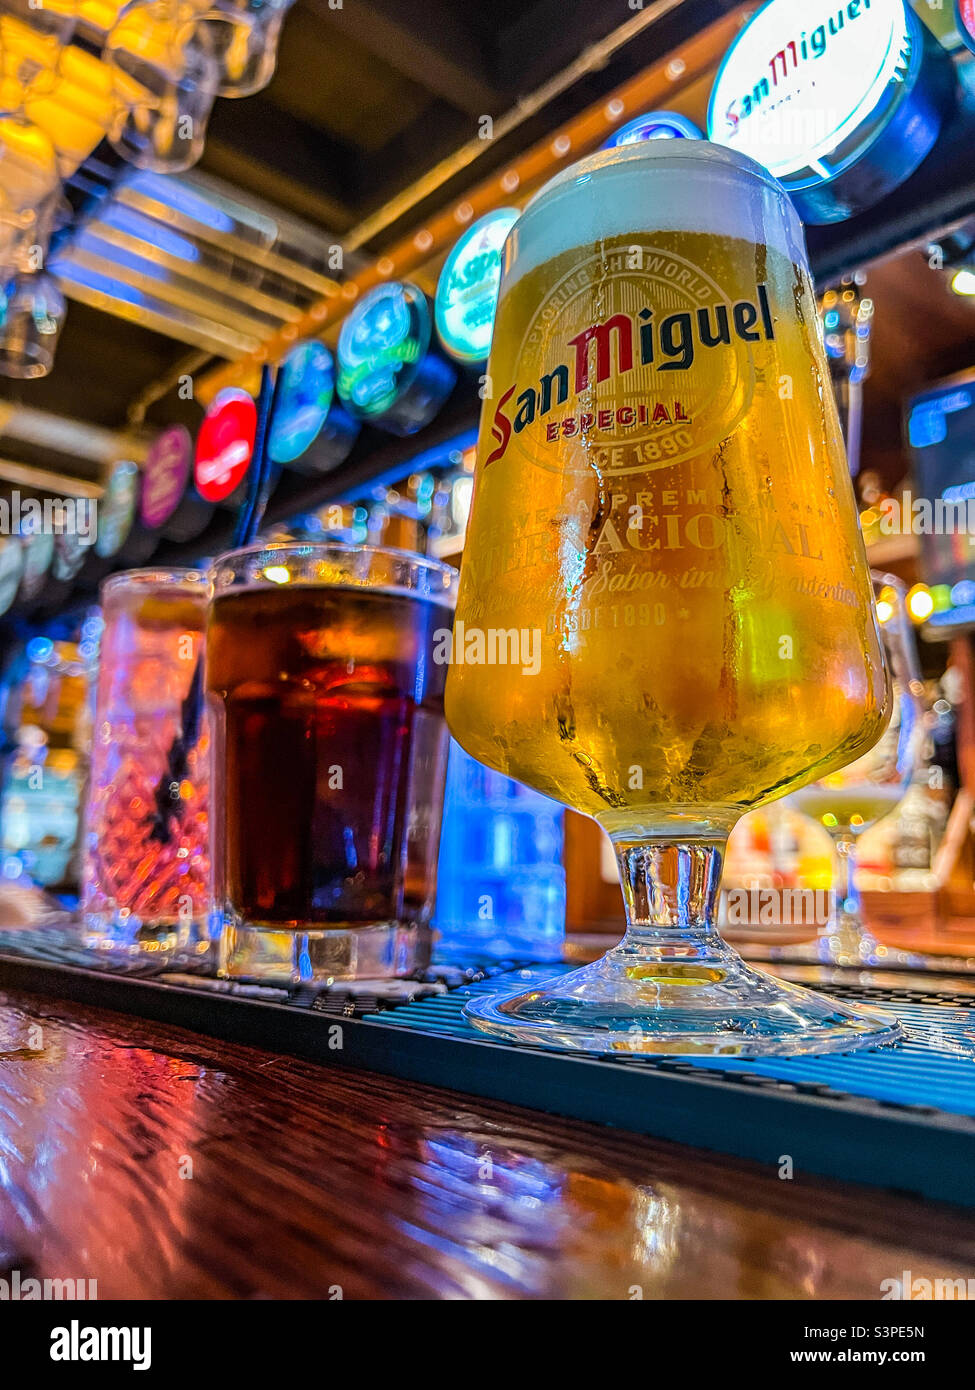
[1,985,973,1300]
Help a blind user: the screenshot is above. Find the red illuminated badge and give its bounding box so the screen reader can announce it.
[960,0,975,56]
[194,389,257,502]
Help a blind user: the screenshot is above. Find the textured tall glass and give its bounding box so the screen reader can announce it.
[207,543,457,982]
[447,141,902,1054]
[82,569,211,950]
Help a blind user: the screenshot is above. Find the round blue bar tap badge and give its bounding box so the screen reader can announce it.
[435,208,519,364]
[271,340,360,474]
[337,281,456,435]
[270,340,335,464]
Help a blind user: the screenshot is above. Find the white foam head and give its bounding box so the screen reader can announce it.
[502,140,808,290]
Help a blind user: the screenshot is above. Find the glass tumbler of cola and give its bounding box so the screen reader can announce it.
[206,542,458,982]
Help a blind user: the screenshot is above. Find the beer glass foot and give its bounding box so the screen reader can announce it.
[768,911,934,971]
[463,947,902,1055]
[465,838,902,1055]
[220,916,433,983]
[816,905,885,967]
[81,909,213,960]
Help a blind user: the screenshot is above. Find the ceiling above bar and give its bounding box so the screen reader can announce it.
[1,0,973,511]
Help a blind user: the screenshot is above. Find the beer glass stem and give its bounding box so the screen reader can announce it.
[819,831,881,965]
[613,839,729,959]
[835,834,861,920]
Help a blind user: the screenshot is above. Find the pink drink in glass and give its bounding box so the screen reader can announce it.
[82,570,210,950]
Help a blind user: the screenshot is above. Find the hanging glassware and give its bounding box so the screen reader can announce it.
[15,181,66,268]
[0,266,67,377]
[0,109,60,278]
[20,32,123,180]
[103,0,217,172]
[189,0,294,98]
[0,0,77,101]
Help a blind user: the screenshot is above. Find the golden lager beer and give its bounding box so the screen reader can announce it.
[790,783,904,834]
[451,141,901,1055]
[446,143,888,838]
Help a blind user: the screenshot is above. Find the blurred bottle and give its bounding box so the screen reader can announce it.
[0,740,82,890]
[435,740,565,962]
[0,625,95,894]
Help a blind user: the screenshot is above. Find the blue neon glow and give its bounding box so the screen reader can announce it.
[435,741,565,963]
[943,481,975,504]
[911,392,973,449]
[48,259,147,308]
[99,204,199,262]
[26,637,54,663]
[605,111,703,146]
[126,171,236,234]
[929,603,975,628]
[75,230,169,283]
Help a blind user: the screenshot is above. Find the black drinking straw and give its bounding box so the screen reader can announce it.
[149,364,282,843]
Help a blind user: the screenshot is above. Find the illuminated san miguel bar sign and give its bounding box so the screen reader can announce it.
[708,0,954,222]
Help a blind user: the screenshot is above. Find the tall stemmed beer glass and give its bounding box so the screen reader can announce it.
[790,573,927,966]
[446,141,902,1054]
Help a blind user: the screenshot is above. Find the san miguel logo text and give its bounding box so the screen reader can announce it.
[486,283,774,469]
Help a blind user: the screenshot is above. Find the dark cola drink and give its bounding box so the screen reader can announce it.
[207,559,456,981]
